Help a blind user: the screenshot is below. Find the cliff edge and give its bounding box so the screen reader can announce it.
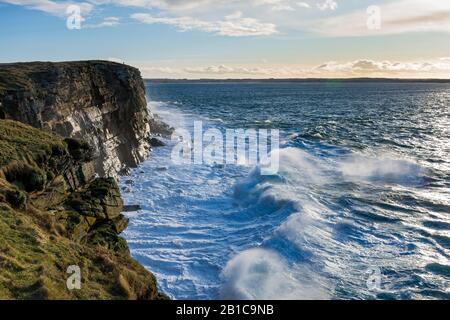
[0,120,167,299]
[0,61,170,299]
[0,60,171,178]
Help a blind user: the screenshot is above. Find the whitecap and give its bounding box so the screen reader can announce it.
[220,248,329,300]
[338,152,427,185]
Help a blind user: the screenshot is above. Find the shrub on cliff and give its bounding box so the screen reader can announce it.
[4,164,47,192]
[0,179,27,209]
[65,138,94,163]
[5,189,27,209]
[65,177,123,218]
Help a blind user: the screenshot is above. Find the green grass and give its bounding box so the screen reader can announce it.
[0,120,69,193]
[0,119,167,299]
[0,202,165,299]
[0,120,67,167]
[0,60,139,93]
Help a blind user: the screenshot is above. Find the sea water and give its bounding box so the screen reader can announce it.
[120,81,450,300]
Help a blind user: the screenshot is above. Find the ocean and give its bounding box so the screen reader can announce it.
[120,81,450,300]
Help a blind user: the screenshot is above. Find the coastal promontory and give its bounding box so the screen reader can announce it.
[0,61,168,299]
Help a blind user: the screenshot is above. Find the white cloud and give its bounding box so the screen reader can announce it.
[85,16,120,28]
[252,0,316,11]
[271,4,294,11]
[317,0,337,11]
[312,0,450,36]
[314,59,450,74]
[1,0,93,16]
[139,66,183,75]
[186,59,450,77]
[296,2,310,9]
[125,0,212,10]
[225,10,242,20]
[122,57,450,78]
[1,1,123,29]
[131,12,277,36]
[5,0,450,38]
[183,64,282,75]
[101,16,120,25]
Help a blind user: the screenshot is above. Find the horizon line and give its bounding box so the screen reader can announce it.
[143,77,450,82]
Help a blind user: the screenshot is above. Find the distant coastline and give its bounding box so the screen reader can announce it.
[145,78,450,84]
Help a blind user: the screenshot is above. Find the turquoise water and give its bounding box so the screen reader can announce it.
[121,81,450,300]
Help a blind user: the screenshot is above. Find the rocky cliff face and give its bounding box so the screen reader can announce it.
[0,61,171,299]
[0,120,167,299]
[0,61,165,178]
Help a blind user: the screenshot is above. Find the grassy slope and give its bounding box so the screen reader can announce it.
[0,120,66,166]
[0,120,165,299]
[0,203,160,299]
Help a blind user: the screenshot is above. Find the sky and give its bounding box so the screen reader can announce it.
[0,0,449,79]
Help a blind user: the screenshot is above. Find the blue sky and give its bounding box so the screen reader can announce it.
[0,0,449,78]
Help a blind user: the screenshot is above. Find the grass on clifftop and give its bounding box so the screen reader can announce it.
[0,119,166,299]
[0,60,139,93]
[0,120,66,168]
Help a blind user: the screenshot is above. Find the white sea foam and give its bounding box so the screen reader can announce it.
[339,152,426,185]
[225,149,337,299]
[122,100,437,300]
[220,248,329,300]
[276,203,333,248]
[233,147,328,212]
[224,147,429,299]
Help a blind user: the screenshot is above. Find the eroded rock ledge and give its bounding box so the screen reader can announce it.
[0,60,170,178]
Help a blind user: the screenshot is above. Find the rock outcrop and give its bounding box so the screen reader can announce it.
[0,61,170,300]
[0,119,166,299]
[0,61,167,178]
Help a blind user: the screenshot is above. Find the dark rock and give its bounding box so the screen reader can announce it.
[87,220,129,254]
[149,116,174,137]
[148,137,166,147]
[65,177,124,219]
[111,214,129,233]
[125,180,134,185]
[123,204,141,212]
[121,186,132,193]
[63,152,96,191]
[0,61,159,179]
[118,165,131,176]
[0,61,169,299]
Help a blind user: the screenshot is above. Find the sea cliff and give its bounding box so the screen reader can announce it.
[0,60,171,178]
[0,61,169,299]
